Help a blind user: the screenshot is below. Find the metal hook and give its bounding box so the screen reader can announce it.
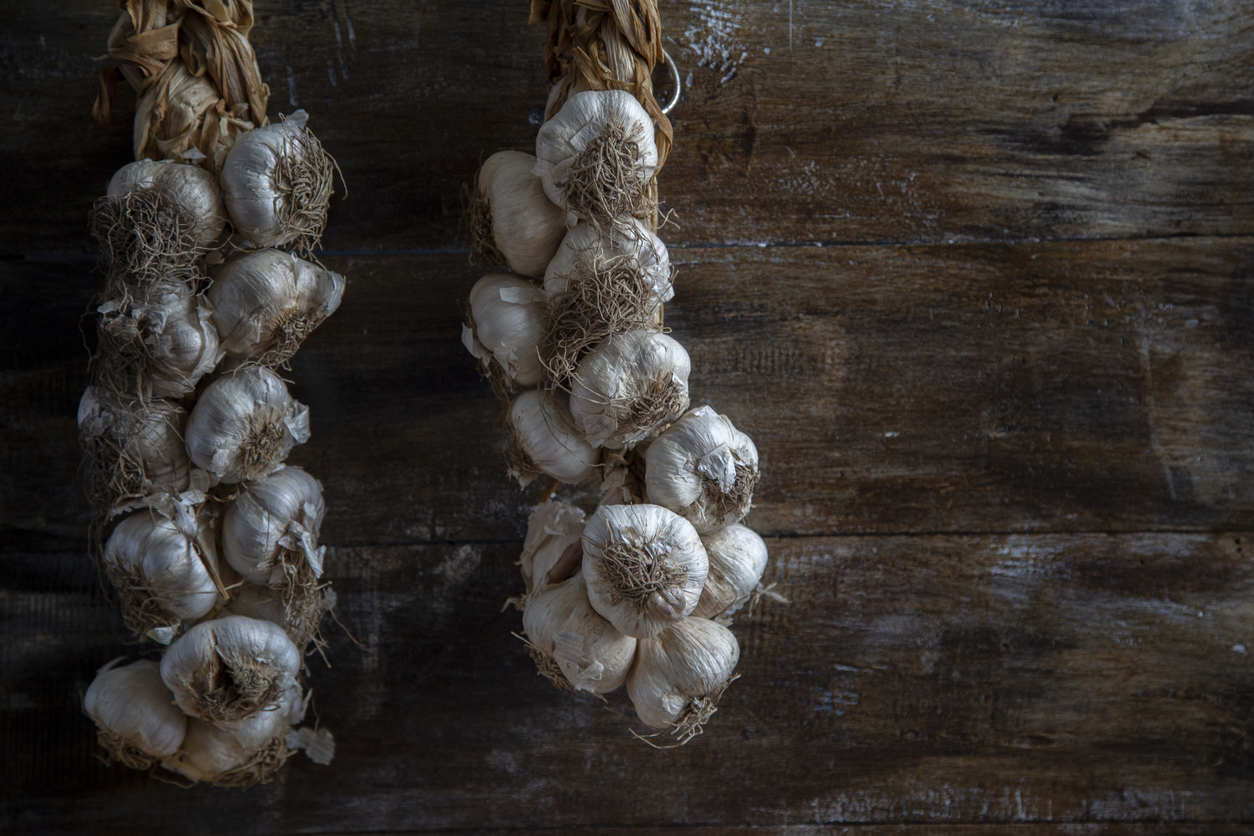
[660,48,681,115]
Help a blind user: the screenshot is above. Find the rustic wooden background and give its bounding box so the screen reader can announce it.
[3,0,1254,833]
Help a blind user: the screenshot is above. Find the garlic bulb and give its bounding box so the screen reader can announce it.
[106,159,227,248]
[78,387,191,513]
[694,525,769,620]
[103,509,222,641]
[542,218,673,304]
[185,367,310,484]
[94,291,223,399]
[627,617,740,734]
[209,249,345,366]
[519,500,587,596]
[644,406,760,533]
[84,658,186,769]
[523,573,637,693]
[220,110,335,253]
[462,274,547,390]
[226,583,336,653]
[505,390,597,487]
[160,615,301,725]
[569,331,691,449]
[534,89,659,226]
[581,504,707,639]
[472,150,566,277]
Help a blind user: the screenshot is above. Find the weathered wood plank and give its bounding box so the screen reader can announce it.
[3,0,1252,256]
[5,237,1252,546]
[5,532,1254,831]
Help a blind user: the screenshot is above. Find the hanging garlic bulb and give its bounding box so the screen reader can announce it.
[581,504,707,639]
[505,389,597,487]
[644,406,760,533]
[106,159,227,248]
[462,274,547,390]
[225,583,337,653]
[84,658,187,769]
[519,500,587,596]
[471,150,566,277]
[694,524,769,620]
[522,573,637,693]
[223,466,326,585]
[220,110,336,253]
[627,616,740,735]
[542,218,673,304]
[94,291,223,399]
[160,615,301,726]
[569,330,691,449]
[209,249,345,367]
[78,387,191,513]
[185,367,310,484]
[533,89,659,226]
[103,508,222,642]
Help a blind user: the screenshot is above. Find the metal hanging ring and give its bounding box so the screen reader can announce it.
[660,48,681,115]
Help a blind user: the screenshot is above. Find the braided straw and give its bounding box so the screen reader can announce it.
[93,0,271,170]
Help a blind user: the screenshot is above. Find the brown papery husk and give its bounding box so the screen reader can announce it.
[464,174,506,269]
[274,125,338,259]
[632,674,739,749]
[175,643,286,725]
[562,118,656,230]
[701,463,760,526]
[95,727,162,770]
[208,733,294,789]
[89,190,202,296]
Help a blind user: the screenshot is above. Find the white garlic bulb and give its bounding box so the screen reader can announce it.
[694,525,769,620]
[160,615,301,725]
[185,367,310,484]
[569,331,691,449]
[103,509,222,641]
[627,617,740,732]
[95,291,223,399]
[106,159,227,248]
[78,387,191,512]
[223,466,326,585]
[473,150,566,277]
[644,406,760,533]
[84,658,187,769]
[519,500,587,596]
[506,390,597,487]
[462,274,547,389]
[534,90,659,226]
[522,573,637,693]
[542,218,673,305]
[209,249,345,366]
[581,504,708,639]
[220,110,335,252]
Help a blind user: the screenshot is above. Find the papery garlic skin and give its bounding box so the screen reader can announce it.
[694,525,769,620]
[627,616,740,730]
[78,387,191,511]
[570,331,691,449]
[542,219,673,305]
[107,159,227,248]
[85,658,187,768]
[222,466,326,585]
[220,110,333,251]
[506,390,597,487]
[476,151,566,277]
[644,406,760,533]
[523,573,637,693]
[581,504,708,639]
[185,367,310,484]
[519,500,587,596]
[104,510,221,636]
[160,615,301,726]
[95,291,224,399]
[534,90,659,226]
[462,274,547,388]
[209,249,345,366]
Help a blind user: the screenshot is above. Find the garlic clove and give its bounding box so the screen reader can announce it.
[471,150,566,277]
[627,616,741,734]
[519,500,587,596]
[522,572,637,694]
[85,658,187,769]
[505,390,597,487]
[643,406,760,533]
[464,274,548,390]
[209,249,345,367]
[581,504,708,639]
[569,330,691,449]
[184,367,309,484]
[694,524,770,620]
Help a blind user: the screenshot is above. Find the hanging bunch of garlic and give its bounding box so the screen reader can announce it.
[79,0,346,786]
[464,0,775,745]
